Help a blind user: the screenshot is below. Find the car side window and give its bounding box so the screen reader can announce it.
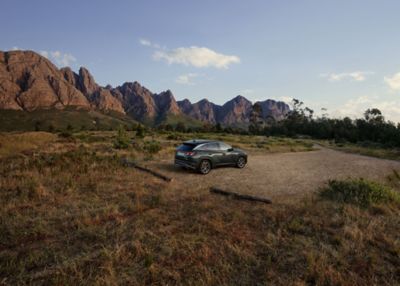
[199,143,218,151]
[196,143,209,150]
[218,142,231,151]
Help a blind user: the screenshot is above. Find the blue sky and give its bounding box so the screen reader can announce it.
[2,0,400,122]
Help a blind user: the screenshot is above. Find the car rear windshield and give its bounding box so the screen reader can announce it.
[177,144,195,151]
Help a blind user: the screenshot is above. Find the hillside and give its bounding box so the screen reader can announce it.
[0,108,136,132]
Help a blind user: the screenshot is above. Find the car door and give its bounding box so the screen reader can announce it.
[201,143,224,166]
[217,142,236,165]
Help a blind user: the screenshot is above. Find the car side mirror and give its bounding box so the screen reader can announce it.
[227,148,233,152]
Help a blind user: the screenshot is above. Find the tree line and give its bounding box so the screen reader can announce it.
[249,99,400,148]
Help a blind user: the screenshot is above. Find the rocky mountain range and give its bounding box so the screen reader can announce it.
[0,50,290,126]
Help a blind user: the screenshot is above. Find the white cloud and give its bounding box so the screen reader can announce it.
[175,73,199,85]
[321,71,373,82]
[40,50,76,67]
[384,72,400,91]
[11,46,20,51]
[336,96,374,118]
[278,96,294,104]
[335,95,400,123]
[153,46,240,69]
[139,38,152,46]
[139,38,240,69]
[138,38,160,49]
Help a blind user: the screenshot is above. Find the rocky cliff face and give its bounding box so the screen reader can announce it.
[177,96,289,126]
[178,98,220,123]
[63,66,125,114]
[115,81,158,120]
[217,95,253,125]
[0,50,124,113]
[0,50,89,111]
[0,50,290,126]
[152,90,181,116]
[256,99,291,121]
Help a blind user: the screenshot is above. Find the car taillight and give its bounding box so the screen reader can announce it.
[185,151,196,156]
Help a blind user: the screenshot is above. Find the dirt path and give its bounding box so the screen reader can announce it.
[148,147,400,202]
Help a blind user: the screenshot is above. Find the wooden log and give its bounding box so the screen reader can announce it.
[210,187,272,204]
[122,158,172,182]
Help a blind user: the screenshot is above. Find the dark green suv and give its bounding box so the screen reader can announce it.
[175,139,247,174]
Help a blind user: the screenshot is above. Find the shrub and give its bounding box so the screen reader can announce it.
[114,126,131,149]
[166,133,183,140]
[143,140,161,154]
[135,124,145,139]
[319,178,400,207]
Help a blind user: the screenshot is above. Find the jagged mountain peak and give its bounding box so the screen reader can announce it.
[226,95,252,105]
[153,90,181,116]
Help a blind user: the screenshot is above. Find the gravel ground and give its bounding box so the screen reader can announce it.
[148,147,400,202]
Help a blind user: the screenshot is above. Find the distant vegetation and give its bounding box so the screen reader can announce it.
[149,99,400,153]
[0,108,137,132]
[249,99,400,148]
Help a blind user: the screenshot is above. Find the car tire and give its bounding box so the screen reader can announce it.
[198,160,212,174]
[236,157,246,168]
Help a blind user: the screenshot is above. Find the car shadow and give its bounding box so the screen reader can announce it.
[153,161,239,175]
[152,162,196,174]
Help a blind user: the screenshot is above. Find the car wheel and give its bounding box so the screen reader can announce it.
[236,157,246,168]
[199,160,212,174]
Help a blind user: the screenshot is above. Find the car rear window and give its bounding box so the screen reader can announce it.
[177,144,195,151]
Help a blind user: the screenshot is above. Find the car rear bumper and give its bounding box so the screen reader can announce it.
[174,158,197,169]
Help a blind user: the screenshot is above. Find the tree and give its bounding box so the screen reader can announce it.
[364,108,384,124]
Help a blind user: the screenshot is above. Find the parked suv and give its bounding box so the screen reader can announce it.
[174,139,247,174]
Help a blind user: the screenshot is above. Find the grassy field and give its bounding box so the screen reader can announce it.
[0,131,399,285]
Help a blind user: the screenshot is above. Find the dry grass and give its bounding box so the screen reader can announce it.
[0,132,57,158]
[319,140,400,161]
[0,131,399,285]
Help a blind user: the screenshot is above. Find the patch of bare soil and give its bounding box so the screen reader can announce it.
[148,147,400,202]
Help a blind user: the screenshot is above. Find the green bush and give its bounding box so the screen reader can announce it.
[320,178,400,207]
[143,140,161,154]
[114,126,131,149]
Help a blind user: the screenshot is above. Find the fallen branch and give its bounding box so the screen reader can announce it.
[122,159,172,182]
[210,187,272,204]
